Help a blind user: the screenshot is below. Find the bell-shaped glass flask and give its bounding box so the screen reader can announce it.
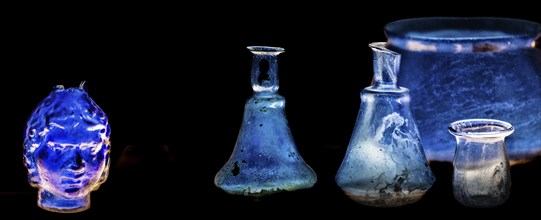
[215,46,317,197]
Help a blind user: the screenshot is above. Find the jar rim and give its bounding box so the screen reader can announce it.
[448,119,514,138]
[385,17,541,42]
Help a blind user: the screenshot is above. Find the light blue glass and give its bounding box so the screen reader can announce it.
[23,82,111,213]
[336,42,435,207]
[215,46,317,197]
[449,119,513,208]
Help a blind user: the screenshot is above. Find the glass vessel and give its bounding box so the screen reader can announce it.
[23,82,111,213]
[385,17,541,162]
[336,42,435,207]
[449,119,513,208]
[214,46,317,197]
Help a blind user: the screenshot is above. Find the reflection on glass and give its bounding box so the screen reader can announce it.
[23,82,111,213]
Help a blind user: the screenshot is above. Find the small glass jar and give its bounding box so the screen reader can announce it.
[449,119,514,208]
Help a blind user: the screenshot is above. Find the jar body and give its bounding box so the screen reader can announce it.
[386,17,541,162]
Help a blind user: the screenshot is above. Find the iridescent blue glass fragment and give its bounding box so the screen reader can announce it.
[23,82,111,213]
[215,46,317,197]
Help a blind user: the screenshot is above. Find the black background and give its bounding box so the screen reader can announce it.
[1,6,540,218]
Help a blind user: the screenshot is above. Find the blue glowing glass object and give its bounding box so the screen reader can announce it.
[215,46,317,197]
[23,82,111,213]
[385,17,541,162]
[336,43,435,207]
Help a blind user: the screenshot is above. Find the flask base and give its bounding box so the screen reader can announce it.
[343,189,427,207]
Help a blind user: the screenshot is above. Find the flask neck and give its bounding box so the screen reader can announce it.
[248,46,284,94]
[369,42,400,90]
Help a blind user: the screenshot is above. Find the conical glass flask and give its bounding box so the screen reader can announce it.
[215,46,317,197]
[336,42,435,207]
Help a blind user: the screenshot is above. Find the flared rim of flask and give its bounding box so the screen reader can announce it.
[448,119,514,138]
[247,46,285,55]
[385,17,541,52]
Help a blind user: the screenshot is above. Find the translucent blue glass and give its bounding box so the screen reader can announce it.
[449,119,513,208]
[385,17,541,162]
[23,82,111,213]
[215,46,317,197]
[336,43,435,207]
